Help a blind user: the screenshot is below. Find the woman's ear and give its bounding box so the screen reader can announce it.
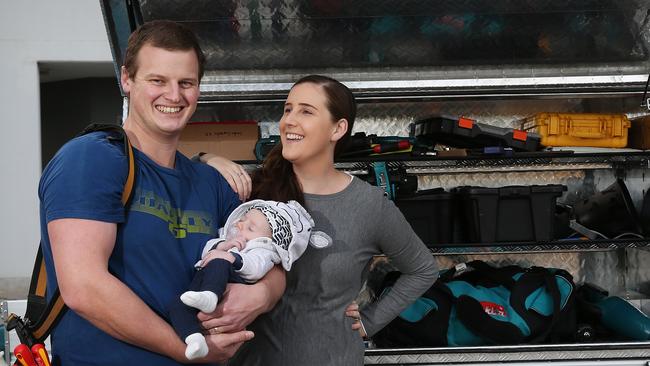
[331,118,349,142]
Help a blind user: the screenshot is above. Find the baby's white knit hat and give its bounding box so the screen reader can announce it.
[223,199,332,270]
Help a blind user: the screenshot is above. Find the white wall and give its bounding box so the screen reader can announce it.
[0,1,112,298]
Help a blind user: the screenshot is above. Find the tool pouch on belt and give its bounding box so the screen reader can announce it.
[5,123,136,347]
[373,260,577,347]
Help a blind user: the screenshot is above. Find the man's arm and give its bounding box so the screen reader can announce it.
[50,218,252,363]
[198,264,286,333]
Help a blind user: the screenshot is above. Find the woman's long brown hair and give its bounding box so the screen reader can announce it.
[250,75,356,205]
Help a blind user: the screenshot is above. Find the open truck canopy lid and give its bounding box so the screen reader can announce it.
[100,0,650,101]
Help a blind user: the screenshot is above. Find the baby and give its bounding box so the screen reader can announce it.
[169,199,332,359]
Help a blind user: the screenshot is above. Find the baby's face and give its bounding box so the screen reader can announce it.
[233,209,273,243]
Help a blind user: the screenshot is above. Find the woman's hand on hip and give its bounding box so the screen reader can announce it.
[345,301,367,338]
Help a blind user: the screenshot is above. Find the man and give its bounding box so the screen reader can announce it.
[38,20,283,365]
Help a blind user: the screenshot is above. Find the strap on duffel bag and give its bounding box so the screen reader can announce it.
[448,260,575,345]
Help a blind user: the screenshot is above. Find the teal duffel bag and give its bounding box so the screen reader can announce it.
[373,260,576,347]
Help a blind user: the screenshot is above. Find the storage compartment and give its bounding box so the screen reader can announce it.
[363,249,650,365]
[519,113,631,148]
[395,190,454,247]
[453,185,566,243]
[99,1,650,364]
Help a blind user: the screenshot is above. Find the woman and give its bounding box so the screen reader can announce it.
[203,75,438,365]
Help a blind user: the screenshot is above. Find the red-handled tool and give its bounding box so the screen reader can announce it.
[342,140,412,157]
[13,344,38,366]
[369,140,411,154]
[31,344,51,366]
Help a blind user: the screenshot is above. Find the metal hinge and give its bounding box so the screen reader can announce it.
[1,300,9,365]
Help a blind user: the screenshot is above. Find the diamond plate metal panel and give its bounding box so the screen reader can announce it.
[625,247,650,295]
[138,0,649,72]
[359,249,632,306]
[218,96,628,132]
[103,0,650,98]
[417,170,585,193]
[364,344,650,364]
[193,103,283,124]
[469,250,623,293]
[434,252,581,277]
[582,249,627,294]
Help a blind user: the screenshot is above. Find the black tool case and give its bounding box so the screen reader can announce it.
[453,184,567,243]
[411,116,541,152]
[395,189,455,246]
[99,1,650,364]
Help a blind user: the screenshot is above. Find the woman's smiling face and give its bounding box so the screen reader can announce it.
[279,82,339,165]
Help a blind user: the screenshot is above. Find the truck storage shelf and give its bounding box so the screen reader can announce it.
[239,151,650,175]
[427,238,650,255]
[364,341,650,365]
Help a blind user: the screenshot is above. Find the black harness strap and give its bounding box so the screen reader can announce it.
[442,261,526,345]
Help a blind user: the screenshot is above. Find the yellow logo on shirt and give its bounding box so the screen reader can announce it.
[130,189,216,238]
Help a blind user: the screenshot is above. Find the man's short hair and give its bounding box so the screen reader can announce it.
[123,19,206,81]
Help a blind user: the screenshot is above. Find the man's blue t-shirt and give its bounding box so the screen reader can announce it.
[38,131,240,365]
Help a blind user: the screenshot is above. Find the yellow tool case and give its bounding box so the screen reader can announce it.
[519,113,631,148]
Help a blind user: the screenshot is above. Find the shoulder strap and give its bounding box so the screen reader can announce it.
[510,267,564,343]
[11,123,136,346]
[77,123,136,205]
[455,267,565,345]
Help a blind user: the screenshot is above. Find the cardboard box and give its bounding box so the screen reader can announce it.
[178,122,259,161]
[629,116,650,149]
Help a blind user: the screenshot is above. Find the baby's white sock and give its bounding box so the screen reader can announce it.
[180,291,218,313]
[184,333,208,360]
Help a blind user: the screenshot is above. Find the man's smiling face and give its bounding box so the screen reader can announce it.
[121,43,200,137]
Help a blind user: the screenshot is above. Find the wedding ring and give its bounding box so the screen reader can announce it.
[209,327,220,335]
